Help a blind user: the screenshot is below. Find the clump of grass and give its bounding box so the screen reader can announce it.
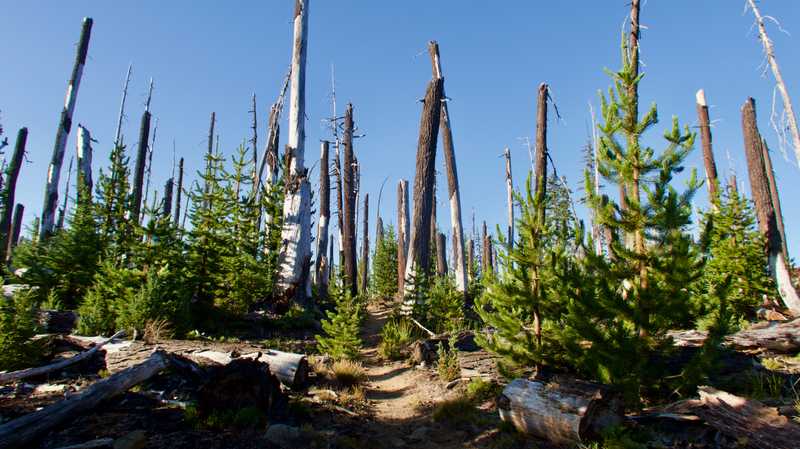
[184,403,266,430]
[331,359,366,388]
[432,394,479,426]
[761,357,783,371]
[379,318,414,360]
[466,378,502,403]
[143,318,173,344]
[436,338,461,382]
[747,370,785,399]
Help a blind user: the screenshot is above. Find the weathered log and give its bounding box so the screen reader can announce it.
[0,331,125,384]
[669,318,800,353]
[0,349,168,449]
[498,377,623,445]
[666,386,800,449]
[188,349,308,389]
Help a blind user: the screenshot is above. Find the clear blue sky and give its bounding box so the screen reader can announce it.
[2,1,799,256]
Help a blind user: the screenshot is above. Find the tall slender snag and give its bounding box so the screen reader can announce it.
[696,90,719,201]
[534,84,549,219]
[342,104,358,296]
[0,128,27,263]
[503,147,514,251]
[741,98,800,314]
[250,92,258,186]
[114,64,133,148]
[40,17,92,240]
[162,178,174,218]
[436,232,447,277]
[315,141,331,295]
[397,179,409,296]
[76,124,93,196]
[746,0,800,168]
[56,158,74,231]
[8,204,24,262]
[277,0,313,303]
[131,109,151,223]
[174,157,184,225]
[403,77,444,305]
[143,117,158,217]
[360,193,370,295]
[427,41,467,293]
[482,221,489,274]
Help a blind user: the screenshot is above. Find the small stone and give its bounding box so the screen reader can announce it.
[265,424,301,448]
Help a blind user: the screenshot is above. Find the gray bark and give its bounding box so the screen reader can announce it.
[1,128,26,264]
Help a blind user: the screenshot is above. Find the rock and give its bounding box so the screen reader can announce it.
[264,424,301,448]
[407,426,430,441]
[113,430,146,449]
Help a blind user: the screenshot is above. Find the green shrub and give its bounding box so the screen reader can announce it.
[379,318,414,360]
[0,290,40,370]
[436,338,461,382]
[316,284,363,360]
[425,276,465,334]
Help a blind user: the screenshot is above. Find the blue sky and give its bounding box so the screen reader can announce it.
[2,1,799,256]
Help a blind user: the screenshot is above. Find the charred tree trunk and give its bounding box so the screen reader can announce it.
[397,179,410,296]
[114,63,133,148]
[428,41,467,293]
[315,141,331,296]
[696,89,719,202]
[360,193,370,295]
[162,178,174,218]
[40,17,92,240]
[342,104,358,296]
[761,139,790,263]
[8,204,24,261]
[276,0,313,303]
[403,77,444,301]
[436,232,447,277]
[534,84,549,215]
[467,237,475,282]
[741,98,800,314]
[503,147,514,251]
[56,158,73,232]
[131,109,152,224]
[174,157,184,225]
[482,221,490,275]
[76,124,93,196]
[250,92,258,185]
[0,128,27,264]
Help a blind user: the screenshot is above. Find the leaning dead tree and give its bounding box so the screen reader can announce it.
[696,89,719,202]
[761,139,789,263]
[40,17,92,240]
[503,147,514,251]
[428,41,467,294]
[131,81,154,224]
[741,98,800,314]
[0,128,27,264]
[402,77,444,306]
[397,179,410,296]
[360,193,370,295]
[114,63,133,148]
[277,0,313,303]
[315,140,331,296]
[746,0,800,167]
[342,104,358,296]
[8,204,24,261]
[76,124,93,195]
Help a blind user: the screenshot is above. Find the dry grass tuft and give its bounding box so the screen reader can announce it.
[331,359,366,389]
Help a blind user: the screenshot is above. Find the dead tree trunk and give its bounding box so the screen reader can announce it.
[174,157,184,225]
[696,89,719,202]
[250,92,258,185]
[202,112,215,209]
[467,237,475,282]
[131,107,152,224]
[76,124,93,196]
[315,140,331,296]
[397,179,410,296]
[360,193,370,295]
[114,63,133,148]
[342,104,358,296]
[40,17,92,241]
[436,232,447,277]
[428,41,467,293]
[761,139,790,263]
[403,77,444,302]
[746,0,800,168]
[162,178,174,218]
[56,158,73,231]
[534,84,549,214]
[8,204,24,261]
[503,147,514,250]
[741,98,800,314]
[276,0,312,303]
[0,128,27,264]
[482,221,489,275]
[143,117,158,218]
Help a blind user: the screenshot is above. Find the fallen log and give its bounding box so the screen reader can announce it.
[665,386,800,449]
[0,330,125,384]
[53,438,114,449]
[0,349,169,449]
[497,377,623,445]
[192,349,308,388]
[668,318,800,353]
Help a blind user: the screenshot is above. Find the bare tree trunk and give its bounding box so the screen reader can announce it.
[696,89,719,202]
[428,41,467,293]
[761,139,790,263]
[746,0,800,168]
[0,128,27,263]
[741,98,800,314]
[76,124,93,196]
[482,221,489,275]
[342,104,358,296]
[250,92,258,186]
[360,193,370,295]
[534,84,549,214]
[40,17,92,240]
[376,216,384,246]
[174,157,184,225]
[436,232,447,277]
[8,204,24,261]
[114,63,133,148]
[162,178,174,218]
[56,158,73,231]
[467,237,475,282]
[255,71,290,237]
[277,0,312,304]
[315,140,330,296]
[143,117,158,219]
[503,147,514,250]
[202,112,216,209]
[403,78,444,301]
[131,109,151,224]
[397,179,409,296]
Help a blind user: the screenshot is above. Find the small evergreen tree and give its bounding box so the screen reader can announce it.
[316,282,363,360]
[371,225,398,299]
[77,259,138,336]
[0,289,40,370]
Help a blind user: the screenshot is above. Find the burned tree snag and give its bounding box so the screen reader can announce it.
[315,140,331,296]
[40,17,92,240]
[342,104,358,296]
[696,89,719,202]
[76,124,93,196]
[250,92,258,185]
[741,98,800,314]
[761,139,789,263]
[163,178,174,218]
[131,86,154,223]
[114,63,133,148]
[56,158,73,232]
[397,179,410,296]
[8,204,24,261]
[428,41,467,293]
[436,232,447,277]
[403,77,444,300]
[360,193,370,295]
[503,147,514,250]
[467,237,475,282]
[0,128,27,264]
[534,84,549,216]
[174,157,184,225]
[482,221,490,275]
[277,0,313,303]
